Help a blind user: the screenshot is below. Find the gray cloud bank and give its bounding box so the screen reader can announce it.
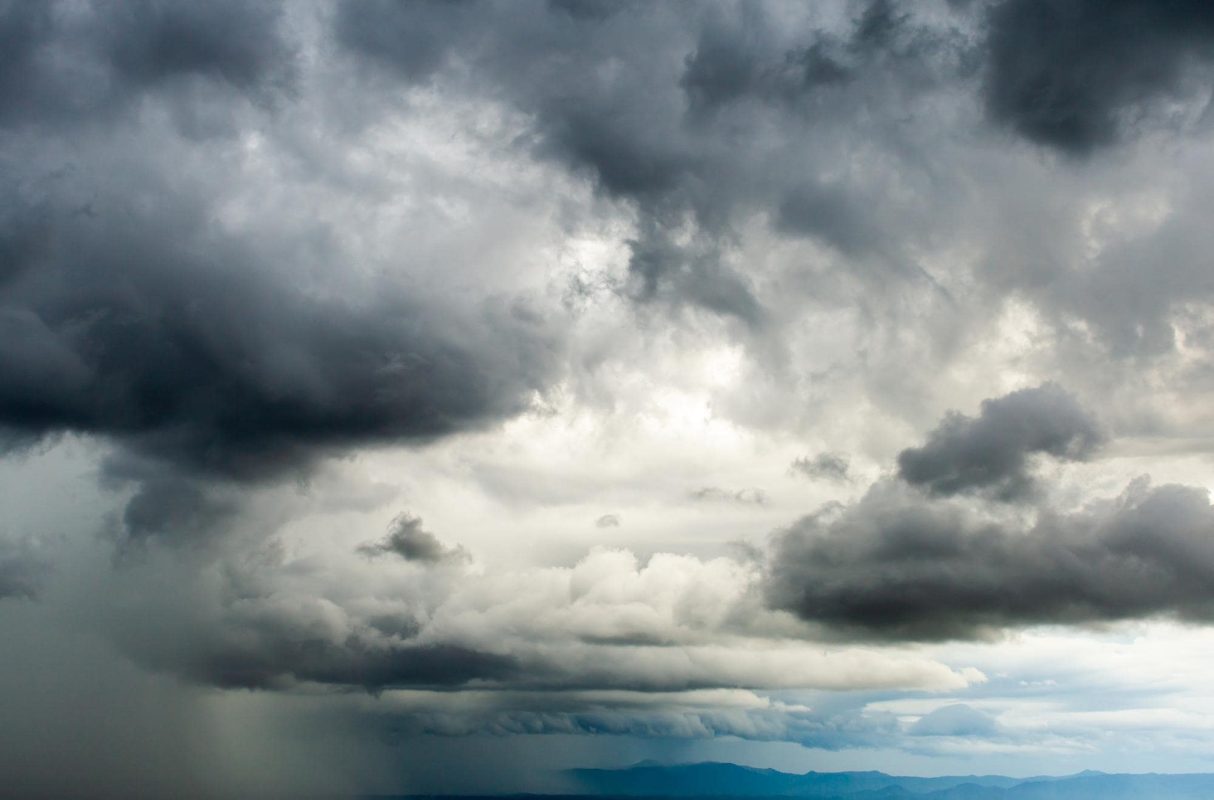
[768,476,1214,640]
[768,386,1214,641]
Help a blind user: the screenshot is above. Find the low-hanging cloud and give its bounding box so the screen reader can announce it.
[767,476,1214,641]
[359,514,470,565]
[99,541,977,695]
[0,192,558,478]
[896,383,1104,500]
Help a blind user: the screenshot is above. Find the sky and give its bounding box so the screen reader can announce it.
[5,0,1214,797]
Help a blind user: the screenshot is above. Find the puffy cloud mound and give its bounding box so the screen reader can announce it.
[359,514,469,565]
[896,384,1104,500]
[767,477,1214,641]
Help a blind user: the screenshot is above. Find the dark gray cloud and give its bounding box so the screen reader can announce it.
[767,476,1214,641]
[0,165,560,539]
[0,1,570,547]
[984,0,1214,153]
[332,0,971,326]
[896,384,1104,500]
[359,514,469,564]
[0,0,292,129]
[192,640,516,692]
[790,452,851,482]
[0,195,555,477]
[100,0,292,92]
[595,513,621,528]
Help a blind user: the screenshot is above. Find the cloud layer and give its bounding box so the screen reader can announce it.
[6,0,1214,793]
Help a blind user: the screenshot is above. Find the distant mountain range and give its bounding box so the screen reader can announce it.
[559,761,1214,799]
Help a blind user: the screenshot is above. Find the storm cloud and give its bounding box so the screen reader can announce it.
[359,514,469,564]
[0,1,565,546]
[896,384,1105,500]
[984,0,1214,153]
[763,386,1214,641]
[768,476,1214,640]
[8,0,1214,792]
[0,191,558,479]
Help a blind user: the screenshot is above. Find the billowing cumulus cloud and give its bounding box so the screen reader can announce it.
[896,384,1105,500]
[767,384,1214,640]
[0,166,561,543]
[0,187,559,478]
[770,478,1214,640]
[0,0,569,546]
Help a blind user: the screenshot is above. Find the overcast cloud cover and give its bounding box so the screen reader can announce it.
[5,0,1214,796]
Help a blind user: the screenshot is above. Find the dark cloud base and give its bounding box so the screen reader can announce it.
[769,386,1214,641]
[768,476,1214,641]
